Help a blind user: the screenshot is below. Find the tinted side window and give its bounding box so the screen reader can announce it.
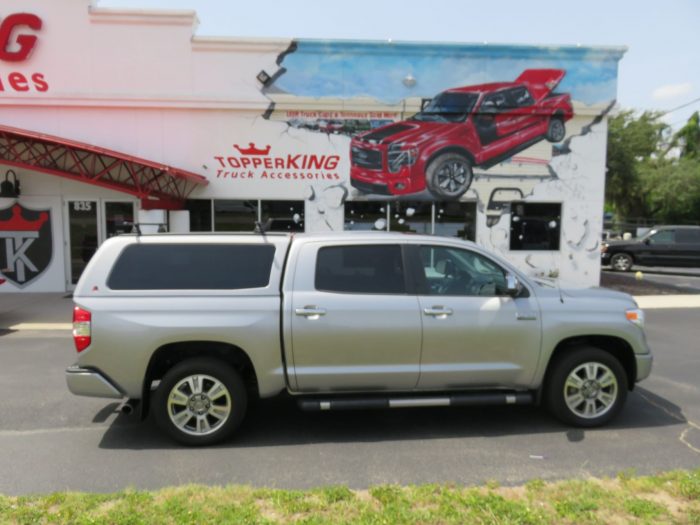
[648,230,674,244]
[419,246,507,296]
[315,245,406,294]
[509,87,534,107]
[675,230,700,244]
[107,244,275,290]
[482,92,509,112]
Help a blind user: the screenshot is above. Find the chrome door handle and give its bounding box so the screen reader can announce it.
[516,312,537,321]
[295,306,326,318]
[423,307,453,317]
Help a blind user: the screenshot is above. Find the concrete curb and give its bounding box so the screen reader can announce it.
[604,268,700,278]
[634,295,700,309]
[7,323,72,331]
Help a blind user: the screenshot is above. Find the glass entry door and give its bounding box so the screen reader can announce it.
[67,200,99,285]
[65,199,136,287]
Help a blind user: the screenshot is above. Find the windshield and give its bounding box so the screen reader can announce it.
[412,92,478,123]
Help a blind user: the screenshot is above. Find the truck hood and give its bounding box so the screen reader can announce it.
[515,69,566,101]
[604,239,642,249]
[355,120,458,147]
[533,280,636,306]
[560,287,635,303]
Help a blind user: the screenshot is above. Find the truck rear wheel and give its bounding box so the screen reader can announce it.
[546,117,566,142]
[545,347,627,427]
[153,358,247,446]
[426,153,473,200]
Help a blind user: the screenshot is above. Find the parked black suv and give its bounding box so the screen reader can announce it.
[602,225,700,271]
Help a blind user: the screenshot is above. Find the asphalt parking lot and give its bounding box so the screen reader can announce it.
[0,297,699,495]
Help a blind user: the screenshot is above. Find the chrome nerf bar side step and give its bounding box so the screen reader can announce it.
[297,391,533,411]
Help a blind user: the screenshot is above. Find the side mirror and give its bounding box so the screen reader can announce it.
[506,273,522,297]
[643,238,651,245]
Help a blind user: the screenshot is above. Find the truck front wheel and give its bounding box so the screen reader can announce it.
[153,358,247,446]
[426,153,473,200]
[545,347,627,427]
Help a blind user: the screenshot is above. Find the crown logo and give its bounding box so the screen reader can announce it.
[0,205,49,232]
[234,143,271,156]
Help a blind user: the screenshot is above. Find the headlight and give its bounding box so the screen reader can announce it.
[601,243,608,253]
[387,142,418,173]
[625,308,644,328]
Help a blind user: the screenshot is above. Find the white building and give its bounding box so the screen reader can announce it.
[0,1,625,292]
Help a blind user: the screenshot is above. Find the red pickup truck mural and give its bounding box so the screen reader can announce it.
[350,69,573,199]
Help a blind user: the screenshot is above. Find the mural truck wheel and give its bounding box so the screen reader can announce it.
[546,117,566,143]
[426,153,473,200]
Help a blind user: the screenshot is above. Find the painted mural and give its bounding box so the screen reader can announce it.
[227,39,623,284]
[347,68,573,200]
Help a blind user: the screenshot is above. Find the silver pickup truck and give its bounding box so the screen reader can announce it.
[67,232,652,445]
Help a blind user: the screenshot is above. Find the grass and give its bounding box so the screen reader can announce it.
[0,469,698,524]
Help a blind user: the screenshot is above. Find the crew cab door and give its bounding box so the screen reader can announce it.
[286,242,422,392]
[410,244,541,389]
[638,229,676,266]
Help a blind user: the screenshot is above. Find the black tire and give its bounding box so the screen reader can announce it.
[545,347,628,427]
[426,153,473,200]
[610,252,634,272]
[545,117,566,143]
[153,358,247,446]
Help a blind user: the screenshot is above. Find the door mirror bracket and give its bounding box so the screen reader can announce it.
[506,273,522,297]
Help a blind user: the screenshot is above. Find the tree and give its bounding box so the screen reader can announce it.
[606,110,700,224]
[638,157,700,223]
[605,110,667,219]
[668,110,700,159]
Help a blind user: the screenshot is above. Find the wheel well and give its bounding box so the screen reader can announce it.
[544,336,637,391]
[552,110,565,120]
[612,251,635,262]
[426,147,475,169]
[140,341,259,418]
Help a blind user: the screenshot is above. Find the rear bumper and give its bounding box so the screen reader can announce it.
[65,365,124,399]
[635,353,653,382]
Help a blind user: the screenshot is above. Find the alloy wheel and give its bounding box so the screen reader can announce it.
[563,362,618,419]
[166,374,232,436]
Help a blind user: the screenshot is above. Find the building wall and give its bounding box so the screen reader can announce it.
[0,1,624,292]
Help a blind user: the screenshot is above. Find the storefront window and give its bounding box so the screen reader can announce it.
[260,200,305,232]
[105,202,134,238]
[434,201,477,240]
[344,202,389,231]
[510,202,561,250]
[213,200,258,232]
[186,199,212,232]
[389,201,432,234]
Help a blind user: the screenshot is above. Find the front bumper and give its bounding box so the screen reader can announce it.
[635,353,653,382]
[65,365,124,399]
[601,252,612,264]
[350,167,424,196]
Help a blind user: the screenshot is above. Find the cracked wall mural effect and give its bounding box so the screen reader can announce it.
[208,40,623,286]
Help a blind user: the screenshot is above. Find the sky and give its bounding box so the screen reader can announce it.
[101,0,700,129]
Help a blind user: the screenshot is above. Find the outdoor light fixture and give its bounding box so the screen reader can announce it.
[0,169,20,199]
[256,70,272,86]
[403,74,416,88]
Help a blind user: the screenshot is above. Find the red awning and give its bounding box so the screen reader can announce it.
[0,124,208,209]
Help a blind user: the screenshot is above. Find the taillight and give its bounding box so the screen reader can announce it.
[73,306,91,352]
